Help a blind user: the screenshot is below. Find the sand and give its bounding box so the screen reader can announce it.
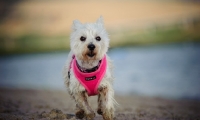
[0,88,200,120]
[1,1,200,36]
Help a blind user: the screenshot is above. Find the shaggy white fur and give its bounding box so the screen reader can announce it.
[63,16,116,120]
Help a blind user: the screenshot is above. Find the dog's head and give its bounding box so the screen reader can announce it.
[70,16,109,61]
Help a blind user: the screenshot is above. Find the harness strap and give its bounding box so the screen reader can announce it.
[68,55,107,96]
[68,55,75,79]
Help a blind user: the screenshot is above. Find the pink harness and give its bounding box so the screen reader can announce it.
[70,55,107,96]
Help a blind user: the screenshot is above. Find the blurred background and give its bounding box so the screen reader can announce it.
[0,0,200,100]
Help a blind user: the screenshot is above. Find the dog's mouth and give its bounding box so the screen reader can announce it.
[87,51,95,57]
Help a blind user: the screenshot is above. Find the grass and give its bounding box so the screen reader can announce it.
[1,20,200,55]
[110,23,200,47]
[0,34,70,55]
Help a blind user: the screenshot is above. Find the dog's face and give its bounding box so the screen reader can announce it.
[70,17,109,60]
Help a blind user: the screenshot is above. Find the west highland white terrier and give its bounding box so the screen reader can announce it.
[63,16,116,120]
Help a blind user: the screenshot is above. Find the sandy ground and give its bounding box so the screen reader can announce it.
[1,1,200,36]
[0,88,200,120]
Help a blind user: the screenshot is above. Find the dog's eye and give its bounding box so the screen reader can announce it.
[95,36,101,41]
[80,36,86,41]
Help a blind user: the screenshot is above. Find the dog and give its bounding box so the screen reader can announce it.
[63,16,116,120]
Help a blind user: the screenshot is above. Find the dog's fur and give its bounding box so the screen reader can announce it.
[63,16,116,120]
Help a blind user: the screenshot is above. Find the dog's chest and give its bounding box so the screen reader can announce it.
[69,56,107,96]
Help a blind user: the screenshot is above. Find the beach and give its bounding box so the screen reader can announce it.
[1,1,200,120]
[0,88,199,120]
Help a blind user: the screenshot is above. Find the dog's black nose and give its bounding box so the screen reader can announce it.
[87,44,95,51]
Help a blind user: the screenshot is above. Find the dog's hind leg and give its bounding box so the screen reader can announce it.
[74,91,95,120]
[97,86,115,120]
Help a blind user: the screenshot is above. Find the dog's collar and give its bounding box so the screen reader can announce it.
[76,60,102,73]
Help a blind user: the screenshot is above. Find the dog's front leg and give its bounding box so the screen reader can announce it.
[74,91,95,120]
[97,86,114,120]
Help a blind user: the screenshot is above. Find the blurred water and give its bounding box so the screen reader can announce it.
[0,43,200,99]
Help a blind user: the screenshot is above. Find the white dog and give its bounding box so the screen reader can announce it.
[63,16,116,120]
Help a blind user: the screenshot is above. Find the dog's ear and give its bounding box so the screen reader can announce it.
[72,20,82,31]
[96,16,104,26]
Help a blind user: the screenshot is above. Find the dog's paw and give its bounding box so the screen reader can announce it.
[75,109,85,119]
[85,111,95,120]
[102,108,114,120]
[97,108,103,115]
